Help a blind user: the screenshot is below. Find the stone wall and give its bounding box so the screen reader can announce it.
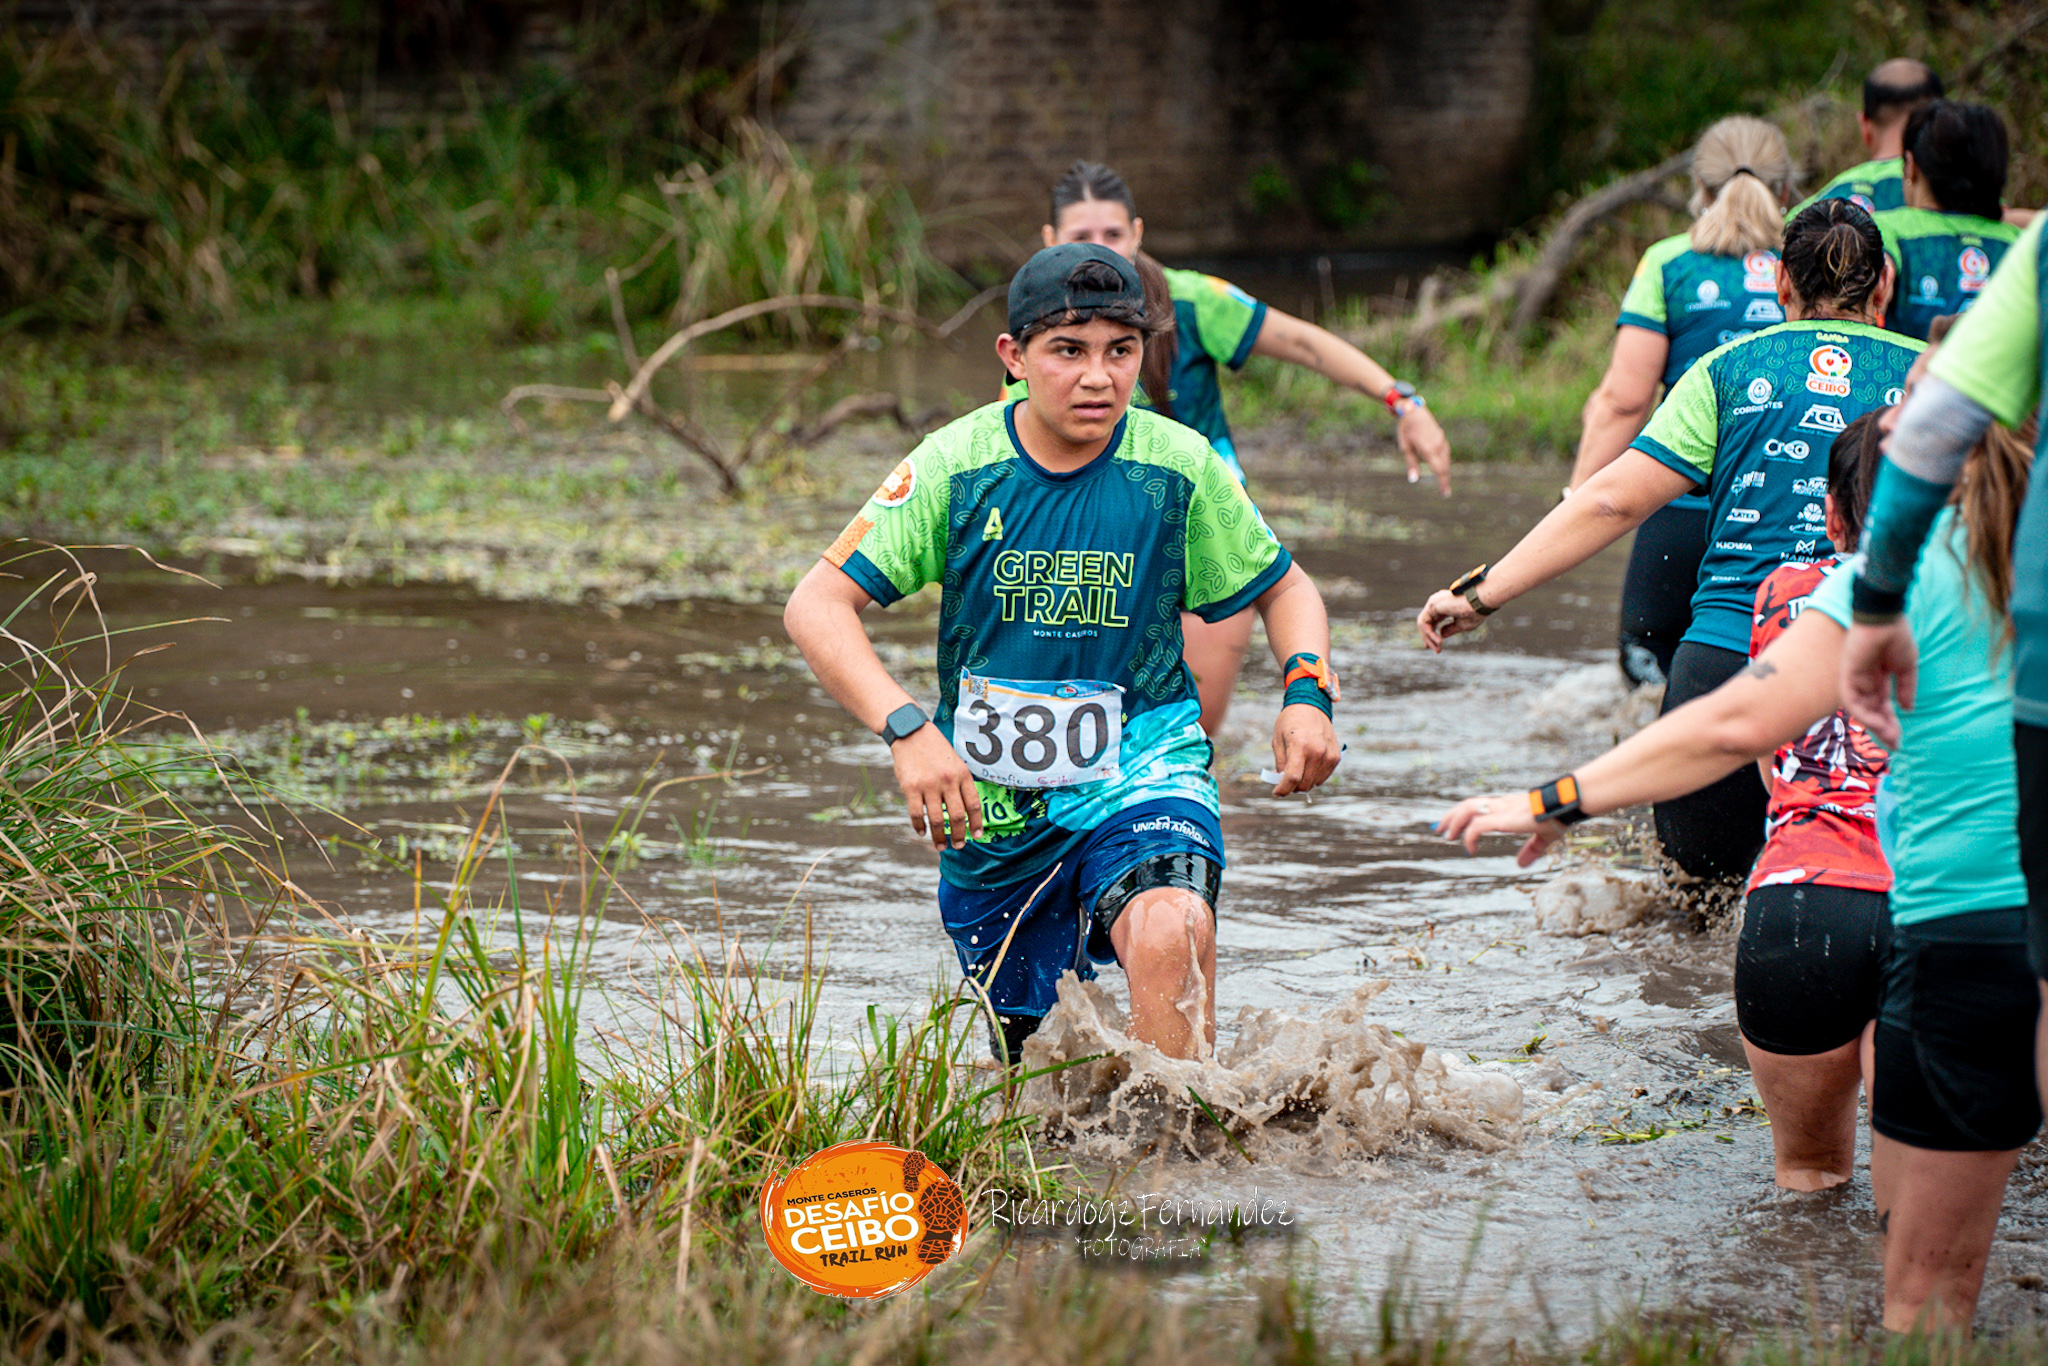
[12,0,1540,257]
[780,0,1540,258]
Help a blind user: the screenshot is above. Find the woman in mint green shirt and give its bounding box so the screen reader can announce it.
[1438,348,2037,1332]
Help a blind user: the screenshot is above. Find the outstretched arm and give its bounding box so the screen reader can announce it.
[1251,308,1453,496]
[1251,563,1341,796]
[1569,327,1667,490]
[784,560,982,850]
[1417,450,1693,651]
[1437,608,1846,865]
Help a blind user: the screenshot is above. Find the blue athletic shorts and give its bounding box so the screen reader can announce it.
[935,798,1223,1026]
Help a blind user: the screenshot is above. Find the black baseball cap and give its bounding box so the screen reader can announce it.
[1006,243,1145,337]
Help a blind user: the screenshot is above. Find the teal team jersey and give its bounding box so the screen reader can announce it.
[1617,234,1786,384]
[1630,319,1923,652]
[1002,267,1267,479]
[825,401,1291,890]
[1616,235,1786,514]
[1922,213,2048,726]
[1874,205,2020,341]
[1787,157,1905,219]
[1808,529,2028,924]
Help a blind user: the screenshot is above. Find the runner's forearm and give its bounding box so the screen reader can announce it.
[1479,452,1686,608]
[783,562,919,733]
[1856,376,1992,614]
[1251,310,1397,402]
[1567,625,1840,814]
[1253,565,1331,669]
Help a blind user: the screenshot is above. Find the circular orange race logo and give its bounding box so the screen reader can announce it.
[758,1142,967,1297]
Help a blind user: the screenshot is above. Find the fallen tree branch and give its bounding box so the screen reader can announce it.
[1337,151,1693,359]
[1506,150,1694,341]
[1954,3,2048,89]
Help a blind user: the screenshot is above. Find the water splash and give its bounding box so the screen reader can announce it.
[1018,974,1523,1166]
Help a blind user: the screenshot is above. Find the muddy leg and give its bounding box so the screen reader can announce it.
[1181,608,1256,739]
[1110,886,1217,1059]
[1742,1034,1862,1190]
[1870,1132,2019,1333]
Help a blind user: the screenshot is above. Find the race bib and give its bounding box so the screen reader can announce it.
[954,674,1123,789]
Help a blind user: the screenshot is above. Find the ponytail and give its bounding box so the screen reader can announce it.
[1688,116,1794,257]
[1133,251,1178,420]
[1951,418,2034,641]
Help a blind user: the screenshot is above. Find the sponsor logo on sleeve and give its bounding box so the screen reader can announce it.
[1762,438,1811,463]
[1743,250,1778,292]
[1849,193,1877,215]
[1797,404,1846,433]
[1744,298,1784,324]
[874,457,918,507]
[1960,245,1991,293]
[1805,344,1853,397]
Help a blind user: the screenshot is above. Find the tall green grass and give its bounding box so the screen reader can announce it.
[0,572,1047,1347]
[0,30,962,341]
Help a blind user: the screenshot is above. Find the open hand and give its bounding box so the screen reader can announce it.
[1434,791,1565,867]
[1417,590,1485,653]
[1839,619,1918,749]
[891,727,983,850]
[1398,405,1453,497]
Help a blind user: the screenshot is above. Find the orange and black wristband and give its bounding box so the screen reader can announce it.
[1529,775,1591,827]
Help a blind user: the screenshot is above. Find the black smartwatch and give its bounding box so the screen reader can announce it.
[878,702,929,746]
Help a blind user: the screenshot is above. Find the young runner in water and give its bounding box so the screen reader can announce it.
[1035,161,1451,735]
[784,244,1340,1065]
[1571,116,1794,687]
[1443,365,2037,1331]
[1419,201,1921,901]
[1874,100,2019,341]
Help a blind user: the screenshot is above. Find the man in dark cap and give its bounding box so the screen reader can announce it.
[783,243,1339,1064]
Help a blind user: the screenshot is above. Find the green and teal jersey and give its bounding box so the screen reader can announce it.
[1808,528,2028,924]
[1921,213,2048,727]
[1874,206,2020,341]
[824,401,1291,890]
[1616,235,1786,514]
[1617,234,1786,384]
[1788,157,1904,219]
[1003,267,1267,479]
[1629,319,1923,652]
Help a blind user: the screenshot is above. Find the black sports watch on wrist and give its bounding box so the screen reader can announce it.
[1447,563,1498,617]
[878,702,929,746]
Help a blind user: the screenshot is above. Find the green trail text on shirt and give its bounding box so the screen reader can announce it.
[990,549,1134,626]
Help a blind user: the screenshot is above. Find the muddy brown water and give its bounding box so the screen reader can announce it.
[82,453,2048,1342]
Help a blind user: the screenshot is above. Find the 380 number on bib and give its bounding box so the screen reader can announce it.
[954,674,1123,789]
